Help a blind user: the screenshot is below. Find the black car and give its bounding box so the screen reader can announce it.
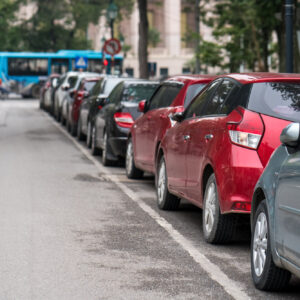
[77,76,126,144]
[92,79,159,165]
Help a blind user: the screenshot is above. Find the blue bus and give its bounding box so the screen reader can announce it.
[0,50,123,91]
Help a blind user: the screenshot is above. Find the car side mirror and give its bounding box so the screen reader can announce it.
[52,78,58,88]
[138,99,146,112]
[61,83,70,91]
[97,94,108,105]
[171,112,184,123]
[83,90,89,99]
[280,123,300,147]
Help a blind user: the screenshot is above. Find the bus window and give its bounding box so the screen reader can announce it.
[8,58,48,76]
[87,59,102,73]
[51,59,69,74]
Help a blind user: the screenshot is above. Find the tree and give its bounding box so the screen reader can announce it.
[18,0,134,52]
[204,0,292,72]
[138,0,148,79]
[0,0,23,51]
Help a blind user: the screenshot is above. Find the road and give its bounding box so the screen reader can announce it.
[0,99,299,300]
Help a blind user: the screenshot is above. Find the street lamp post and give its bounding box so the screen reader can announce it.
[107,0,118,39]
[285,0,294,73]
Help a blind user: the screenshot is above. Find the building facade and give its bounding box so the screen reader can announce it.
[88,0,217,78]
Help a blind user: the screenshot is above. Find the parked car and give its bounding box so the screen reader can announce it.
[66,76,103,136]
[156,73,300,244]
[126,75,215,179]
[77,76,125,142]
[41,74,59,111]
[92,79,159,165]
[53,71,79,121]
[251,122,300,291]
[21,81,45,99]
[60,72,99,128]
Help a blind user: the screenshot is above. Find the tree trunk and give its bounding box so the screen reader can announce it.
[262,28,269,71]
[138,0,148,79]
[293,2,300,72]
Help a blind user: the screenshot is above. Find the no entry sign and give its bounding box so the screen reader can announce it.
[103,38,122,56]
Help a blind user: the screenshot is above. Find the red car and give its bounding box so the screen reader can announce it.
[156,73,300,244]
[126,75,216,179]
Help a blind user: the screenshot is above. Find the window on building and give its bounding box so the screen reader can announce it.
[160,68,168,76]
[125,68,134,77]
[148,62,157,77]
[147,11,154,29]
[181,2,196,48]
[182,67,191,74]
[181,12,188,48]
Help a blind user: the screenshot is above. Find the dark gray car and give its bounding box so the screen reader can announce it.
[251,122,300,291]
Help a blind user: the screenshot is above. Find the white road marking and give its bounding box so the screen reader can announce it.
[48,113,250,300]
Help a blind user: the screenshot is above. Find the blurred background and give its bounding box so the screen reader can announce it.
[1,0,299,79]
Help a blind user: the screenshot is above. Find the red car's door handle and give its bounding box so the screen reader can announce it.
[205,134,214,140]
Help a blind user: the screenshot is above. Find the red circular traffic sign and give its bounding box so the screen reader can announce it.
[103,38,122,56]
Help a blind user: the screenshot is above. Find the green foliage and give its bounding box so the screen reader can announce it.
[0,0,23,51]
[205,0,282,72]
[9,0,134,52]
[148,27,160,48]
[198,39,222,70]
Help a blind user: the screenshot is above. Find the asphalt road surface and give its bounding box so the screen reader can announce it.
[0,99,299,300]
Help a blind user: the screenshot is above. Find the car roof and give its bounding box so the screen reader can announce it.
[124,80,159,86]
[164,74,216,85]
[218,72,300,84]
[83,77,102,82]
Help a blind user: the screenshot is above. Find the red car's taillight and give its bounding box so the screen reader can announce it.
[114,112,134,128]
[227,108,264,150]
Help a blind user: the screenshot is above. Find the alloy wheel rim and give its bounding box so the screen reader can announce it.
[204,182,216,234]
[103,133,107,160]
[126,142,133,174]
[157,161,166,204]
[77,118,81,137]
[87,122,91,145]
[92,126,96,151]
[253,212,268,277]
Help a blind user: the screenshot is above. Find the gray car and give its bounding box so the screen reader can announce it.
[251,122,300,291]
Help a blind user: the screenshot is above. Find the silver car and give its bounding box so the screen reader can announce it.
[251,122,300,291]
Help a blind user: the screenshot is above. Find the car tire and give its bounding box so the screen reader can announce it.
[203,173,236,244]
[61,114,66,126]
[126,138,143,179]
[66,116,71,131]
[251,200,291,291]
[102,131,114,166]
[91,125,101,156]
[77,117,85,141]
[86,121,92,148]
[156,156,180,210]
[70,120,77,136]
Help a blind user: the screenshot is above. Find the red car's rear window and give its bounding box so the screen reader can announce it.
[248,82,300,122]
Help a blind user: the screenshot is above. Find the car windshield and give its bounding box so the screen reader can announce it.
[84,81,98,92]
[68,76,77,88]
[103,79,123,95]
[122,84,158,103]
[248,82,300,122]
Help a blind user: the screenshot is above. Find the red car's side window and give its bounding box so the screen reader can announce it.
[148,84,183,111]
